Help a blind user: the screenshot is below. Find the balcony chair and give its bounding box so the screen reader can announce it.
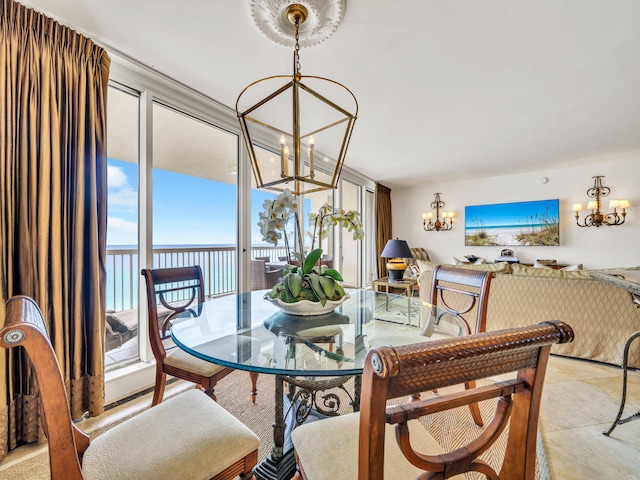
[251,259,281,291]
[142,266,258,406]
[429,264,495,426]
[1,295,259,480]
[320,254,333,269]
[292,321,574,480]
[254,255,271,262]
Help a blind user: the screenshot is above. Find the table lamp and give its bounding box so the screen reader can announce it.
[380,239,413,282]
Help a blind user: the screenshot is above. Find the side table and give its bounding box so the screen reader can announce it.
[371,277,415,325]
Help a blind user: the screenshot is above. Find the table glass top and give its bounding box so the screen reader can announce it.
[170,289,463,376]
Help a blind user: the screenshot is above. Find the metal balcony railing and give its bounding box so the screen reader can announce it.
[106,245,288,312]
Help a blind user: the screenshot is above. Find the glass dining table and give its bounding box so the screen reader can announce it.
[170,288,463,480]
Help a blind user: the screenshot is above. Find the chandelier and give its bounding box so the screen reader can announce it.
[572,176,629,227]
[422,193,455,231]
[236,2,357,195]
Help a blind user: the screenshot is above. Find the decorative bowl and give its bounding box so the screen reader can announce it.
[264,293,350,316]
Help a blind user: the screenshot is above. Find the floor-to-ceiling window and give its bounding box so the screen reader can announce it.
[364,188,376,286]
[151,102,238,294]
[339,179,361,287]
[105,84,140,369]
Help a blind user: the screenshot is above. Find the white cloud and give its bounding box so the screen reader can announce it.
[107,164,137,210]
[107,217,138,246]
[107,164,129,188]
[107,216,137,234]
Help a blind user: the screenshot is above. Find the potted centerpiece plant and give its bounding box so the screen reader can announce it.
[257,189,364,315]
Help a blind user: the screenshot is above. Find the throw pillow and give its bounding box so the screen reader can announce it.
[511,264,591,279]
[453,261,512,274]
[533,261,553,269]
[562,264,583,271]
[452,257,486,266]
[416,259,439,273]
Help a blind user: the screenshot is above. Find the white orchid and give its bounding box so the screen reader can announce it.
[258,190,364,260]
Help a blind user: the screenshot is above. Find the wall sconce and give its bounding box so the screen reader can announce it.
[422,193,455,231]
[572,176,629,227]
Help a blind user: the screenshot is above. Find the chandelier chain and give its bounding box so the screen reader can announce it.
[294,16,302,75]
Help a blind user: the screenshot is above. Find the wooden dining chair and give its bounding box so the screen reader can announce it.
[292,320,574,480]
[429,264,496,425]
[430,265,496,335]
[1,295,259,480]
[141,266,258,406]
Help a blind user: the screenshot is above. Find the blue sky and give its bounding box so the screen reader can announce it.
[107,158,279,246]
[465,199,559,228]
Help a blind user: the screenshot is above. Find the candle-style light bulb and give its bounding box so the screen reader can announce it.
[280,135,288,177]
[308,136,315,178]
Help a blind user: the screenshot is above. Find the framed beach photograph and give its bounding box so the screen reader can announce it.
[465,199,560,246]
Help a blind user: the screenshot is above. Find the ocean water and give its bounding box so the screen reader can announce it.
[465,223,549,231]
[105,244,278,311]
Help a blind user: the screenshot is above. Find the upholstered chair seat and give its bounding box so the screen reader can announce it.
[163,347,229,376]
[82,389,259,480]
[291,413,465,480]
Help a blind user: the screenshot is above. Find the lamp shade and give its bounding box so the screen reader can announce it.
[381,239,412,259]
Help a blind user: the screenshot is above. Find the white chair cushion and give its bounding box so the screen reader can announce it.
[164,346,228,376]
[82,389,259,480]
[291,411,465,479]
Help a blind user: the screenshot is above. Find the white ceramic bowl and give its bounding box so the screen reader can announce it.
[264,293,350,316]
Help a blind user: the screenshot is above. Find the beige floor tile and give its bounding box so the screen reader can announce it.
[545,421,640,479]
[541,355,640,479]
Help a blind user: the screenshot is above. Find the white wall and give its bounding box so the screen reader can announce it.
[391,156,640,270]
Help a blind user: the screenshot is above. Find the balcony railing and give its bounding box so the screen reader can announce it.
[106,245,288,312]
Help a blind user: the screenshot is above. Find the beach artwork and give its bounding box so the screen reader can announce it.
[465,199,560,246]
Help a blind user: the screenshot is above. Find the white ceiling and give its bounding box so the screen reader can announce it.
[18,0,640,188]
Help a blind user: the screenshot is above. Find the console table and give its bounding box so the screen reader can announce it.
[590,268,640,436]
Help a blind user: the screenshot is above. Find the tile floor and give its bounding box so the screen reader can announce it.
[1,354,638,479]
[539,356,640,479]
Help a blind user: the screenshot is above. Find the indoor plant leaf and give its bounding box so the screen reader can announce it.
[306,272,327,305]
[303,248,323,274]
[285,272,303,298]
[318,275,336,298]
[321,269,343,282]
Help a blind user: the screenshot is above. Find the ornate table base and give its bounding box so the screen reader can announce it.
[603,329,640,436]
[254,374,361,480]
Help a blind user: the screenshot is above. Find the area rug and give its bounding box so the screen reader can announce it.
[372,295,422,325]
[0,370,551,479]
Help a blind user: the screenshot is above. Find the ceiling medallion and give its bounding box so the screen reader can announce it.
[250,0,345,48]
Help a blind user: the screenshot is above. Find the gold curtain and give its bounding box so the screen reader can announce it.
[375,183,392,279]
[0,0,110,458]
